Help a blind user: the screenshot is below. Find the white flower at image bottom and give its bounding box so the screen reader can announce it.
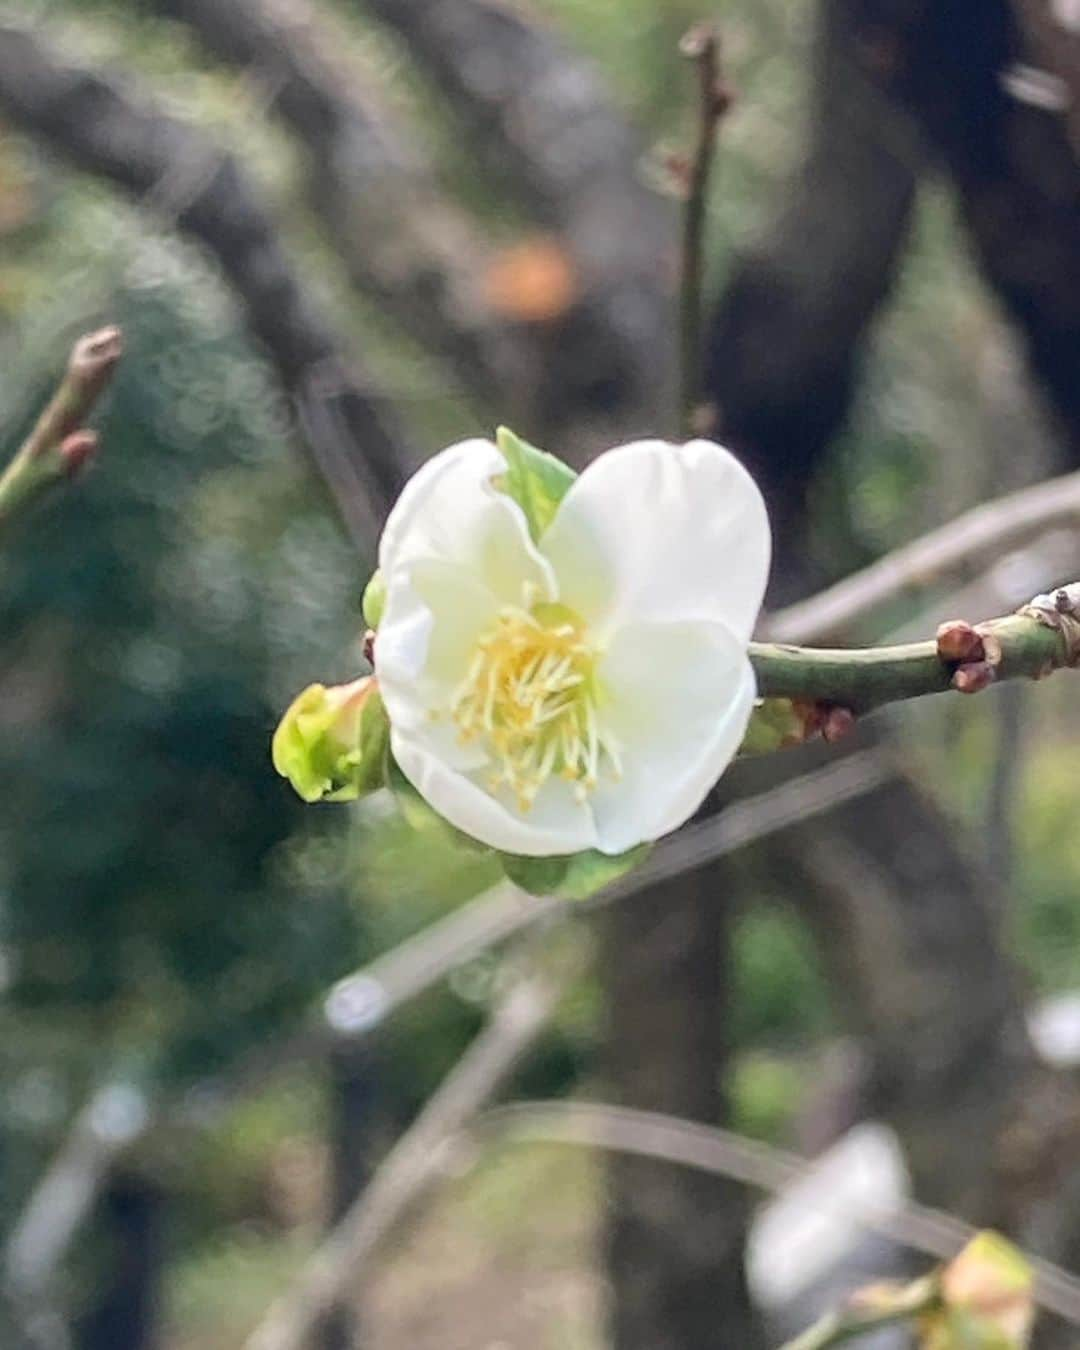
[375,437,772,857]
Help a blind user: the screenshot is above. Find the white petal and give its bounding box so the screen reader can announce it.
[379,438,556,607]
[377,560,497,708]
[391,729,598,856]
[376,560,498,771]
[590,620,756,855]
[541,439,770,640]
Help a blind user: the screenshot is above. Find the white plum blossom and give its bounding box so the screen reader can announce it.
[375,437,771,857]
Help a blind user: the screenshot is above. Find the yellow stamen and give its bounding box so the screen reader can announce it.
[447,598,621,811]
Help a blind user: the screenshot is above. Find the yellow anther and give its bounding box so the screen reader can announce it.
[446,597,621,812]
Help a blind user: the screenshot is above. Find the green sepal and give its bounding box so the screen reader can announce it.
[362,570,386,629]
[501,844,650,901]
[739,698,808,755]
[386,754,489,854]
[494,425,576,542]
[272,677,389,803]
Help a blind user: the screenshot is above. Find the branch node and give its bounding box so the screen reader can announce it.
[1018,582,1080,666]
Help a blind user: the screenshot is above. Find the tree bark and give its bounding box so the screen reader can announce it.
[707,0,923,588]
[75,1171,163,1350]
[849,0,1080,462]
[316,1045,382,1350]
[604,866,763,1350]
[708,0,1080,1332]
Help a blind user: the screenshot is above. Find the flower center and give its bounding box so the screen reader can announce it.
[449,600,621,812]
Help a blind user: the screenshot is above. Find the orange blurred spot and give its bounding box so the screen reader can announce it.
[483,236,578,323]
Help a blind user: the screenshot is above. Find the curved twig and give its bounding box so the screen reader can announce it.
[244,969,564,1350]
[465,1101,1080,1328]
[766,467,1080,644]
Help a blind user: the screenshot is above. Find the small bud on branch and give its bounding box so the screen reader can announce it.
[748,585,1080,717]
[0,326,122,534]
[936,619,985,664]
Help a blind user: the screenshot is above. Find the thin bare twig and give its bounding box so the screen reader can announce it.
[465,1101,1080,1328]
[4,1083,149,1303]
[766,465,1080,644]
[0,24,411,552]
[0,327,121,532]
[678,22,730,434]
[244,970,564,1350]
[1009,0,1080,161]
[2,752,886,1305]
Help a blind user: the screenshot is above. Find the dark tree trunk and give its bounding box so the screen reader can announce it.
[315,1044,382,1350]
[75,1171,163,1350]
[706,0,1080,1334]
[852,0,1080,461]
[604,866,762,1350]
[707,0,922,592]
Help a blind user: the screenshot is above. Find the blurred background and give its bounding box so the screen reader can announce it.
[0,1,1078,1347]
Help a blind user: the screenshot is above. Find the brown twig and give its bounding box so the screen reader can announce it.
[0,752,887,1312]
[0,327,122,533]
[465,1101,1080,1328]
[678,22,731,436]
[244,969,564,1350]
[766,465,1080,644]
[1010,0,1080,162]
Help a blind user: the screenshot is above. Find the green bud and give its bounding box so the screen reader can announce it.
[740,698,810,754]
[923,1232,1034,1349]
[362,570,386,629]
[272,676,389,803]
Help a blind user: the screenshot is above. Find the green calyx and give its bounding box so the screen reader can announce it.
[500,844,649,902]
[272,676,389,803]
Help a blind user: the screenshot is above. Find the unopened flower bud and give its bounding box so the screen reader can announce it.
[936,620,984,665]
[57,429,98,479]
[362,570,386,629]
[922,1231,1033,1349]
[822,706,856,743]
[952,661,997,695]
[272,675,388,803]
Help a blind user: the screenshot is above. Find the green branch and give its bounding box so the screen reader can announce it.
[0,326,122,535]
[749,586,1080,716]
